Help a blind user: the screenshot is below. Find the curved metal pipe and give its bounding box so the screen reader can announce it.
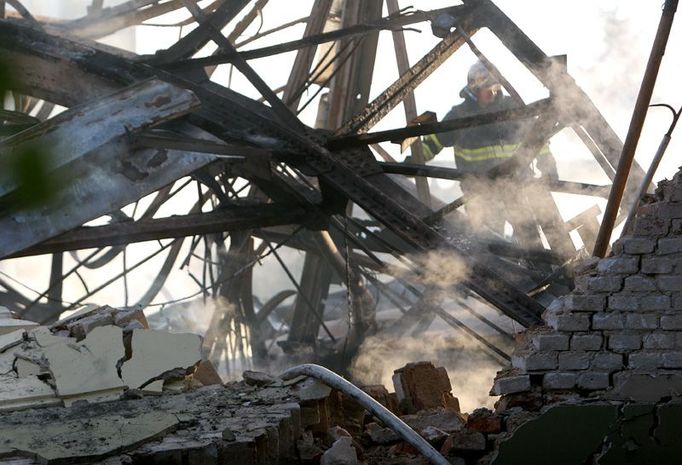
[280,363,452,465]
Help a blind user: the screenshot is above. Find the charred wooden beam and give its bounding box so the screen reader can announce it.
[11,203,315,257]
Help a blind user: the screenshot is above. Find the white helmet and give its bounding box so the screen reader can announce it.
[466,60,499,92]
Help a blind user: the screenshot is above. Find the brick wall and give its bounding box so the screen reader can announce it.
[493,171,682,402]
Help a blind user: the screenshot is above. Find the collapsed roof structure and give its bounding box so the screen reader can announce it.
[0,0,651,374]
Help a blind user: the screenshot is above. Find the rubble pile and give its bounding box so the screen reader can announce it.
[494,171,682,403]
[0,304,213,410]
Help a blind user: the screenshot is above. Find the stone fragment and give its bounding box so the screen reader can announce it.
[641,257,673,274]
[0,329,25,353]
[656,275,679,292]
[492,373,530,396]
[591,352,623,370]
[15,358,42,377]
[243,370,275,387]
[662,352,682,368]
[596,257,639,274]
[222,427,236,441]
[623,275,657,292]
[531,333,569,351]
[657,237,682,253]
[586,276,623,292]
[193,360,222,386]
[576,372,609,390]
[625,313,659,330]
[121,329,201,390]
[365,422,399,444]
[512,352,557,371]
[643,332,676,349]
[633,216,669,237]
[440,431,486,453]
[628,351,663,370]
[400,408,465,434]
[563,295,605,312]
[640,294,671,311]
[621,237,656,254]
[361,385,398,413]
[297,431,323,462]
[545,313,590,332]
[558,351,591,370]
[608,334,642,352]
[392,361,458,413]
[420,426,449,445]
[661,314,682,330]
[466,408,502,434]
[592,313,625,330]
[571,334,602,351]
[320,437,358,465]
[608,294,639,311]
[542,372,577,390]
[45,325,125,400]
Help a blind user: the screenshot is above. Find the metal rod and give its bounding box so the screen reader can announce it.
[623,104,682,233]
[593,0,679,257]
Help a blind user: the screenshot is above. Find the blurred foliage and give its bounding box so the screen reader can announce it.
[0,55,58,212]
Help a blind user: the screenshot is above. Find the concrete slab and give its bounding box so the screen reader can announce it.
[0,409,178,463]
[121,330,201,389]
[15,359,41,378]
[0,329,24,353]
[0,319,38,336]
[45,326,125,398]
[0,374,60,411]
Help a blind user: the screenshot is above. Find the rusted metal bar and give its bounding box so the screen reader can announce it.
[164,5,474,69]
[338,20,477,135]
[386,0,430,206]
[624,104,682,233]
[281,0,333,109]
[593,0,678,257]
[329,98,553,149]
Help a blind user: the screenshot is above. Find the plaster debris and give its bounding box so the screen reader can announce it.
[0,374,59,411]
[0,318,38,336]
[121,329,201,389]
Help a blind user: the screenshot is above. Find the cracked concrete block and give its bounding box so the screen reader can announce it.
[0,374,60,411]
[628,351,663,370]
[592,313,625,330]
[592,352,623,371]
[621,237,656,254]
[558,352,592,370]
[624,275,657,292]
[563,295,605,312]
[0,329,25,353]
[492,374,530,396]
[512,352,557,371]
[542,372,577,390]
[640,294,671,311]
[45,326,125,400]
[643,332,676,349]
[15,358,42,377]
[608,294,639,311]
[570,334,602,351]
[657,237,682,254]
[624,313,658,330]
[0,409,178,463]
[608,334,642,352]
[531,333,569,351]
[586,276,623,292]
[656,275,680,292]
[546,313,590,332]
[661,314,682,330]
[121,329,201,390]
[641,257,674,274]
[597,257,639,275]
[576,372,609,390]
[662,352,682,368]
[0,318,38,336]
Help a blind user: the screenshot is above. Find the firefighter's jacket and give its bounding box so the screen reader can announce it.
[421,94,554,177]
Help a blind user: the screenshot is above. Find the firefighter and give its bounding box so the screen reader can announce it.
[419,60,558,236]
